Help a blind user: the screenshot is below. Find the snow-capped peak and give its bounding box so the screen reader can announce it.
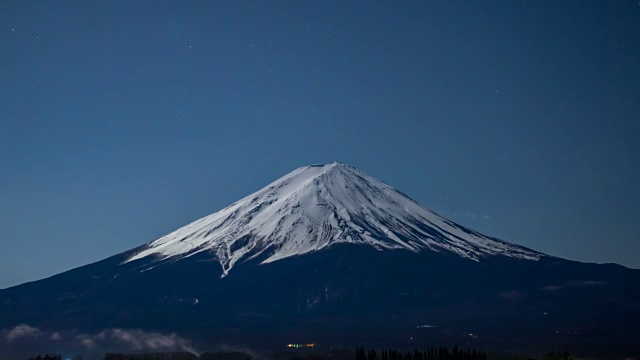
[126,162,542,276]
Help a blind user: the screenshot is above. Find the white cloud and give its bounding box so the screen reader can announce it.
[6,324,42,341]
[3,324,197,356]
[90,329,198,354]
[77,334,96,348]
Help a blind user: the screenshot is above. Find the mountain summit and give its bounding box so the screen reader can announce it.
[127,162,541,276]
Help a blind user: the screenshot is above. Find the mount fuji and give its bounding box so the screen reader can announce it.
[1,163,639,356]
[127,162,541,275]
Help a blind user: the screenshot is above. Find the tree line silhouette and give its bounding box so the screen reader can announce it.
[355,347,487,360]
[541,352,573,360]
[28,355,62,360]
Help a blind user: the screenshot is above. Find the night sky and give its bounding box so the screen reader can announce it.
[1,1,639,288]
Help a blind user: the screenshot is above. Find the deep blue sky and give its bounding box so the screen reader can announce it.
[1,1,639,288]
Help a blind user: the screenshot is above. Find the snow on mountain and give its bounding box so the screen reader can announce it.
[127,162,542,276]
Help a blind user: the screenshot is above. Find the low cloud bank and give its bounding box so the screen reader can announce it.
[92,328,198,354]
[1,324,198,359]
[6,324,42,341]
